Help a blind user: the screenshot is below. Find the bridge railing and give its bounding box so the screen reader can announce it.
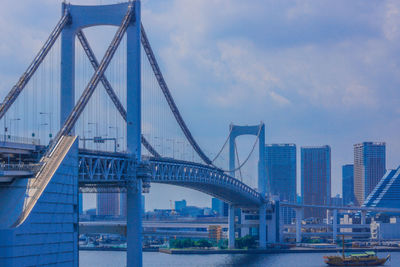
[0,134,40,146]
[0,162,43,173]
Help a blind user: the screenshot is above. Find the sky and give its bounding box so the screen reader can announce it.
[0,0,399,211]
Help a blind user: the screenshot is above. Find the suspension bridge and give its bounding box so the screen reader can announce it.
[0,1,270,266]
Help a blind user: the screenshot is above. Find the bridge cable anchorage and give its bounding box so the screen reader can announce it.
[46,1,135,157]
[76,30,160,157]
[140,24,213,165]
[0,8,70,121]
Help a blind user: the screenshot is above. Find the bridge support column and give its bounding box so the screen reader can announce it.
[361,211,366,225]
[332,209,337,243]
[127,182,142,267]
[228,204,235,249]
[259,203,266,248]
[295,208,303,244]
[126,1,142,267]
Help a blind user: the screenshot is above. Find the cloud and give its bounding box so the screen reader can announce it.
[0,0,399,203]
[383,0,400,41]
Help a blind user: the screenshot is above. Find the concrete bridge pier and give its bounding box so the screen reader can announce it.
[332,209,338,242]
[295,207,303,243]
[228,204,235,249]
[259,203,267,248]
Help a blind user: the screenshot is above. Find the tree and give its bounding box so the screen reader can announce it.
[195,239,212,248]
[235,235,256,249]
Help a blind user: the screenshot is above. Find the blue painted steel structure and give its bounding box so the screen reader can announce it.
[228,123,266,248]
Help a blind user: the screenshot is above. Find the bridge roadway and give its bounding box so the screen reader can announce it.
[280,202,400,214]
[0,145,263,208]
[79,220,228,237]
[78,149,264,208]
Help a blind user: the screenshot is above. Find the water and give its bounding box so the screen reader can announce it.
[80,251,400,267]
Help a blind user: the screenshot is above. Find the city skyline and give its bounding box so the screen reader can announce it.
[0,0,399,212]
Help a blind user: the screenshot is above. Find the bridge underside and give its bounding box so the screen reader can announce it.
[153,181,260,208]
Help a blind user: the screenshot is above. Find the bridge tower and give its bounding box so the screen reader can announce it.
[60,2,142,266]
[228,123,266,248]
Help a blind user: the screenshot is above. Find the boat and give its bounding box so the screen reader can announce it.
[323,236,390,266]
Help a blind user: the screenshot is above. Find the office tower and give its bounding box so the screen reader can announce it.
[211,198,228,217]
[354,142,386,206]
[301,146,331,219]
[175,199,187,212]
[265,144,296,224]
[96,193,120,216]
[363,166,400,208]
[342,164,354,206]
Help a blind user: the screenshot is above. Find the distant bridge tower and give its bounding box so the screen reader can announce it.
[228,123,266,248]
[61,2,142,267]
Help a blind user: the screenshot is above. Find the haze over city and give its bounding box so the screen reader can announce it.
[1,0,399,212]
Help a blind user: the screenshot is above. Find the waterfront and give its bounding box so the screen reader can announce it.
[80,251,400,267]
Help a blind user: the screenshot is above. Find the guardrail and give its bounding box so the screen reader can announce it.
[0,163,42,172]
[0,134,40,145]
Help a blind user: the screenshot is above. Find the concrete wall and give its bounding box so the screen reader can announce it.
[0,140,78,266]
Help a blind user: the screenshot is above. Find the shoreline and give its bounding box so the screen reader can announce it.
[79,246,400,254]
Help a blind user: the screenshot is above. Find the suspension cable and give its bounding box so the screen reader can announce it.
[141,24,212,165]
[211,126,233,163]
[0,9,70,121]
[234,139,243,181]
[46,2,134,157]
[217,124,262,173]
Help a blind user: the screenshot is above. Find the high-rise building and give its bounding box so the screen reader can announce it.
[342,164,354,206]
[363,166,400,209]
[211,198,228,217]
[97,193,120,216]
[175,199,187,212]
[301,146,331,219]
[354,142,386,206]
[265,144,296,224]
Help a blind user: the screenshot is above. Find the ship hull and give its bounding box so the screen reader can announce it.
[324,255,389,266]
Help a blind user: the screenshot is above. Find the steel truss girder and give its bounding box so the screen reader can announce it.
[78,154,134,183]
[77,153,262,207]
[146,158,262,207]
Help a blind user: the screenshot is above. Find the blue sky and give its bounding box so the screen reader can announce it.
[0,0,399,211]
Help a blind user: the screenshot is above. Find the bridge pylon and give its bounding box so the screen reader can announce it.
[60,1,143,266]
[228,123,266,248]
